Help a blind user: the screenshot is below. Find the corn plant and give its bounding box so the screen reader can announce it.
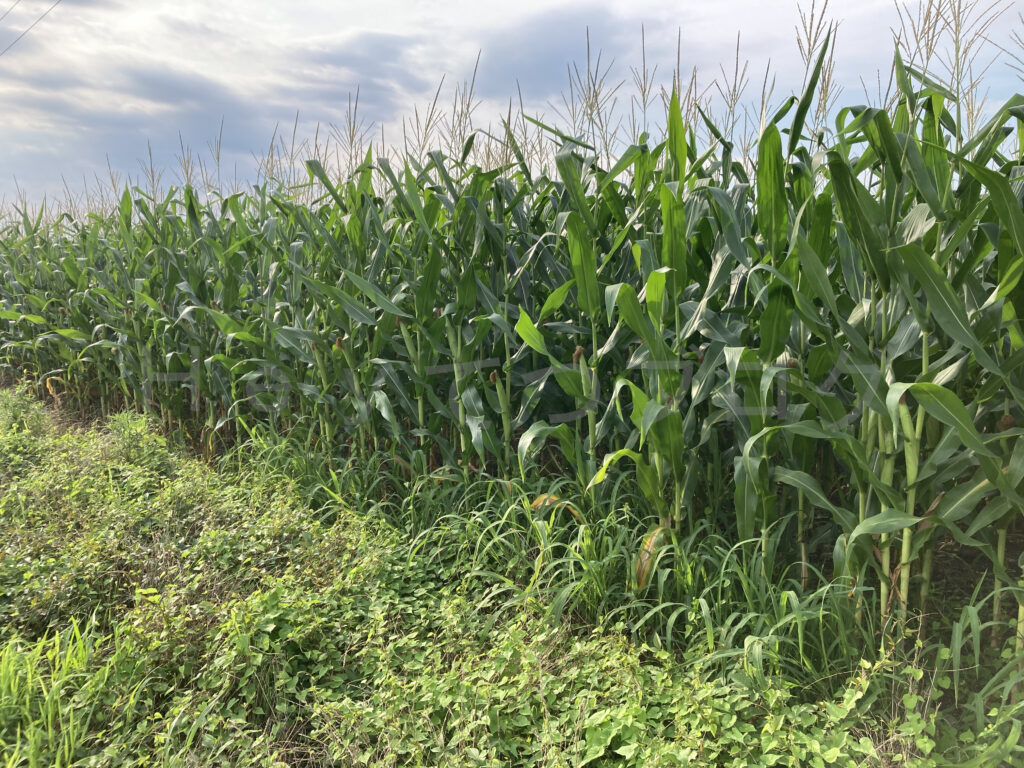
[2,47,1024,677]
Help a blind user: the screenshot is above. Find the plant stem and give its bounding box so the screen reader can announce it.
[993,525,1009,648]
[898,399,919,625]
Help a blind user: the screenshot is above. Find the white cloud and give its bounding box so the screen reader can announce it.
[0,0,1021,202]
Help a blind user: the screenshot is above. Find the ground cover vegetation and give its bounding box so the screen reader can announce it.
[3,0,1024,763]
[0,390,944,766]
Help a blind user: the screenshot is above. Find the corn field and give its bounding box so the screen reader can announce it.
[2,48,1024,663]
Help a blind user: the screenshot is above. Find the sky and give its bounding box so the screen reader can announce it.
[0,0,1022,204]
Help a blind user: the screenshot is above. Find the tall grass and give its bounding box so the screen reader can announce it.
[0,622,109,767]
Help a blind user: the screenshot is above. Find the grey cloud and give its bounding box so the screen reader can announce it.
[302,32,432,96]
[2,27,427,196]
[275,79,398,129]
[475,4,634,101]
[4,0,1023,205]
[9,61,265,139]
[267,30,439,129]
[307,32,418,72]
[115,65,251,113]
[1,66,90,90]
[3,57,287,195]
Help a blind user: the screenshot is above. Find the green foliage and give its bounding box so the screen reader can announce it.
[0,389,1021,766]
[3,74,1024,660]
[3,45,1024,764]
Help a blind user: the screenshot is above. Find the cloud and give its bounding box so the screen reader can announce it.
[1,0,1022,203]
[475,3,630,102]
[305,32,428,88]
[2,54,274,195]
[283,31,433,122]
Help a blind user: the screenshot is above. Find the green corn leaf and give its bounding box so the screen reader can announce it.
[334,291,378,326]
[644,268,669,330]
[659,184,688,292]
[932,470,995,525]
[306,159,348,211]
[515,308,548,355]
[666,89,688,180]
[566,212,599,316]
[538,279,575,321]
[756,124,788,259]
[518,421,575,473]
[774,467,846,520]
[758,282,794,362]
[898,244,1000,374]
[587,448,647,490]
[605,283,671,361]
[0,311,45,324]
[849,510,923,541]
[340,269,411,318]
[886,382,996,458]
[963,160,1024,277]
[554,144,598,234]
[827,152,889,288]
[794,236,838,315]
[53,328,90,342]
[788,29,831,156]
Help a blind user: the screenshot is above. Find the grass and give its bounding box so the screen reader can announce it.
[0,388,967,767]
